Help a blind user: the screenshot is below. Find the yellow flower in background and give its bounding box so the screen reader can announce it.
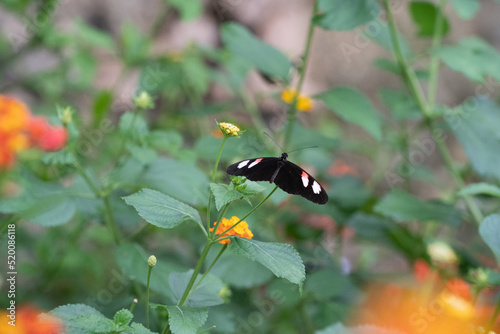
[211,216,253,245]
[218,122,241,137]
[281,88,314,112]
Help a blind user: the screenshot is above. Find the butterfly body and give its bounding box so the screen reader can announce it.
[227,153,328,204]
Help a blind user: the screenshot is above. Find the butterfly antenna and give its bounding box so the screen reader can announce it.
[287,145,318,154]
[263,132,285,152]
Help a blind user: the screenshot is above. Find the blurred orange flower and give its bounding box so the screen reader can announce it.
[0,305,64,334]
[281,88,314,112]
[0,95,68,169]
[211,216,253,245]
[329,160,358,176]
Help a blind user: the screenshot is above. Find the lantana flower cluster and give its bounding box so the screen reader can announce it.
[281,88,314,112]
[0,305,64,334]
[0,95,68,169]
[211,216,253,245]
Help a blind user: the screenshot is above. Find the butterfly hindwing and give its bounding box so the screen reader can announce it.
[274,161,328,204]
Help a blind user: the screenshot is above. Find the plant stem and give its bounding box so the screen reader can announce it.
[103,196,123,245]
[207,136,229,231]
[427,0,447,109]
[177,241,214,307]
[217,185,278,239]
[382,0,483,225]
[485,298,500,333]
[146,265,153,329]
[187,244,228,300]
[283,0,318,150]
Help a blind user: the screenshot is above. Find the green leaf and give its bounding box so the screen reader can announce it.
[0,174,76,226]
[51,304,115,333]
[378,88,421,120]
[305,270,359,301]
[449,0,480,19]
[169,270,224,307]
[181,54,210,97]
[459,183,500,197]
[207,245,274,288]
[123,188,203,229]
[366,23,410,56]
[328,177,371,209]
[317,87,382,140]
[374,189,461,226]
[479,214,500,260]
[433,38,500,83]
[126,143,157,164]
[228,238,305,291]
[313,0,380,31]
[119,112,149,139]
[73,20,115,50]
[92,90,113,127]
[114,309,133,327]
[148,130,183,152]
[129,322,157,334]
[120,22,150,66]
[116,243,186,301]
[137,157,209,206]
[409,1,450,37]
[221,22,292,82]
[446,98,500,180]
[210,183,244,211]
[165,306,208,334]
[167,0,203,21]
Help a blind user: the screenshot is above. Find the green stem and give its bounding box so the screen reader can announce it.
[485,299,500,333]
[129,298,138,313]
[283,0,318,150]
[177,241,214,307]
[207,136,229,231]
[73,161,100,196]
[238,91,266,130]
[382,0,483,225]
[187,245,228,300]
[427,0,447,109]
[210,203,230,239]
[217,185,278,239]
[146,265,153,329]
[103,196,123,245]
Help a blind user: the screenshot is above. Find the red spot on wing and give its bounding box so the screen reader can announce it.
[255,158,262,163]
[301,171,308,178]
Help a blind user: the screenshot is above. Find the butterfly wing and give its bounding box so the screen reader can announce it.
[226,157,280,182]
[274,160,329,204]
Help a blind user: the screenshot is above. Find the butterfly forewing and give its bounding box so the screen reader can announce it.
[226,157,279,182]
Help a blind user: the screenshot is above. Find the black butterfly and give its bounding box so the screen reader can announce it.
[226,152,328,204]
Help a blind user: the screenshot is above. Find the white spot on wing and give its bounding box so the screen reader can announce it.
[248,158,262,168]
[301,172,309,187]
[238,160,249,168]
[312,181,321,194]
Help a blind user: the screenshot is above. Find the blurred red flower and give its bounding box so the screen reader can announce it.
[0,305,64,334]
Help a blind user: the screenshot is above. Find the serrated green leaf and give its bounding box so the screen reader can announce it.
[480,214,500,261]
[317,87,382,140]
[447,98,500,180]
[459,183,500,197]
[210,183,244,211]
[129,322,158,334]
[410,1,450,37]
[137,157,209,206]
[51,304,114,333]
[165,306,209,334]
[113,309,133,326]
[313,0,380,31]
[169,270,224,307]
[123,189,202,229]
[449,0,480,19]
[207,245,273,288]
[434,38,500,83]
[221,22,292,82]
[228,238,305,291]
[374,189,461,226]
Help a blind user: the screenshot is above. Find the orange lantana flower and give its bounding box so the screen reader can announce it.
[281,88,314,112]
[0,305,64,334]
[211,216,253,245]
[0,95,68,169]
